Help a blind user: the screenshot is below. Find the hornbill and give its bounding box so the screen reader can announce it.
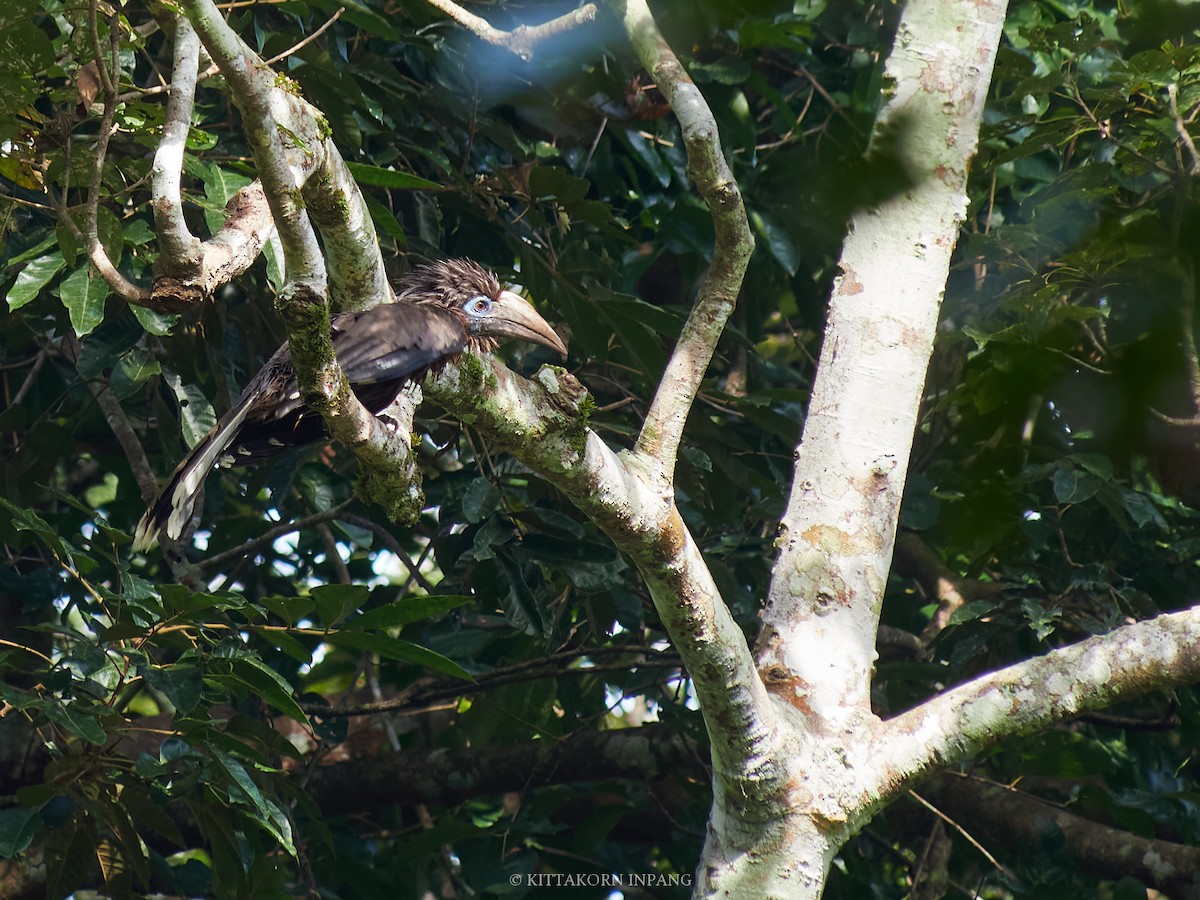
[133,259,567,551]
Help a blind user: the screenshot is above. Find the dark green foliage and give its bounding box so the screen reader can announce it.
[2,0,1200,896]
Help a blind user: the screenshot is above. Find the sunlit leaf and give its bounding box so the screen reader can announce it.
[162,370,217,448]
[57,266,109,337]
[6,251,64,310]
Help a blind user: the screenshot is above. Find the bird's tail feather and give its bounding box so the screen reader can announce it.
[133,393,257,552]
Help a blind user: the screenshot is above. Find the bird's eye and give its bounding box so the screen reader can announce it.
[466,295,492,315]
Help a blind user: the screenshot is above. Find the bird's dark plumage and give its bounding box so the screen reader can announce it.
[133,259,566,550]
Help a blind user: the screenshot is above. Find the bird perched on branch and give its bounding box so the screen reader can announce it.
[133,259,567,551]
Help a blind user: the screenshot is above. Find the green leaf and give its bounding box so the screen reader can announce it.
[750,208,801,275]
[119,785,184,847]
[462,478,500,524]
[311,583,369,626]
[142,663,203,714]
[496,552,546,638]
[471,516,511,562]
[1122,490,1167,531]
[131,304,180,336]
[1068,453,1113,481]
[1112,876,1149,900]
[226,657,307,724]
[352,595,474,630]
[209,749,296,856]
[94,793,150,885]
[600,297,686,338]
[947,600,1000,625]
[109,347,161,400]
[6,251,64,310]
[259,595,316,627]
[620,128,672,188]
[518,535,627,591]
[4,234,57,267]
[189,801,247,898]
[95,205,124,269]
[295,463,347,512]
[529,166,591,206]
[309,0,398,40]
[123,218,156,246]
[99,621,148,642]
[0,808,40,858]
[738,13,814,50]
[45,822,96,900]
[1020,598,1060,640]
[40,699,108,745]
[0,497,81,570]
[1053,466,1101,505]
[252,625,313,664]
[192,159,252,205]
[364,193,408,246]
[162,370,216,448]
[56,221,79,268]
[345,161,441,190]
[325,631,473,680]
[689,58,752,85]
[57,266,109,337]
[188,159,253,234]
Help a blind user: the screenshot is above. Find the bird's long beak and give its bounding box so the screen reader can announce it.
[484,290,569,357]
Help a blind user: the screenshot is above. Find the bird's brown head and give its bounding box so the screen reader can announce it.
[397,259,568,357]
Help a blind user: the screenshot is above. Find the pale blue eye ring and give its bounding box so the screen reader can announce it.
[468,296,492,314]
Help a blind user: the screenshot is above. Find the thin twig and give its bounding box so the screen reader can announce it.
[908,789,1008,874]
[263,8,344,66]
[317,521,352,585]
[62,4,151,303]
[199,499,355,571]
[1168,83,1200,175]
[1149,406,1200,428]
[340,513,436,593]
[301,652,683,717]
[423,0,597,61]
[11,351,47,407]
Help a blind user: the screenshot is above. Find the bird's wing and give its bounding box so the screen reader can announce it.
[331,303,468,385]
[244,303,469,426]
[134,302,471,550]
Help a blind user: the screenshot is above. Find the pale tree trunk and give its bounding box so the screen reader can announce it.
[703,0,1011,894]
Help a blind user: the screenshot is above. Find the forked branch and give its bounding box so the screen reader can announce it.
[616,0,754,484]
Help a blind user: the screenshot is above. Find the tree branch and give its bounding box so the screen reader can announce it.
[921,772,1200,897]
[308,723,695,813]
[150,15,203,269]
[60,4,152,305]
[177,0,326,291]
[616,0,754,484]
[423,0,597,61]
[425,357,788,811]
[892,531,1006,643]
[57,333,197,582]
[147,16,279,312]
[198,499,355,572]
[339,510,436,594]
[300,648,682,716]
[872,606,1200,796]
[177,0,423,523]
